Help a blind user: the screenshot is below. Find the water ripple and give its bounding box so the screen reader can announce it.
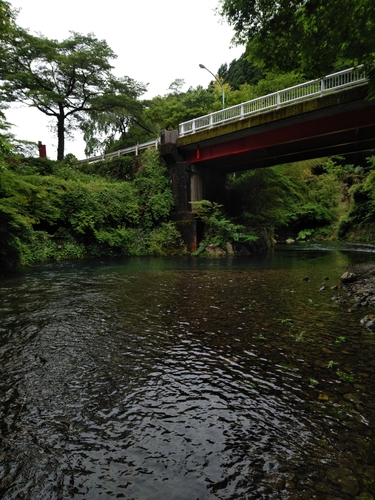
[1,256,374,498]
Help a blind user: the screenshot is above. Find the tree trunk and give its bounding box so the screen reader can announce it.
[57,109,65,161]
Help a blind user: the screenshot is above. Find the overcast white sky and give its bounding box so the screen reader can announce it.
[6,0,244,159]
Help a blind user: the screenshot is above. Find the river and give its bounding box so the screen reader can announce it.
[0,243,374,499]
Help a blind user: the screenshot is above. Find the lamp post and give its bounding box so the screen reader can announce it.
[199,63,225,109]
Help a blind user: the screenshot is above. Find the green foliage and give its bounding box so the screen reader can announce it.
[290,202,336,231]
[0,203,31,270]
[147,222,187,256]
[0,132,12,163]
[26,229,87,263]
[134,150,174,230]
[296,229,313,241]
[338,158,375,240]
[218,53,264,89]
[80,76,147,156]
[191,200,258,255]
[0,150,179,270]
[6,156,57,176]
[336,370,356,384]
[0,0,16,41]
[219,70,304,109]
[228,158,345,241]
[253,71,304,97]
[218,0,375,88]
[77,155,138,181]
[142,84,216,133]
[230,166,302,227]
[93,226,136,252]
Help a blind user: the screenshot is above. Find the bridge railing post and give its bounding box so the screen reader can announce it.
[277,92,281,108]
[321,78,325,95]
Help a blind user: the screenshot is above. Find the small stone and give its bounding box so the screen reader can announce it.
[318,393,329,401]
[341,272,357,283]
[226,241,234,254]
[285,480,296,490]
[343,393,361,404]
[322,347,333,354]
[267,473,285,490]
[361,315,375,330]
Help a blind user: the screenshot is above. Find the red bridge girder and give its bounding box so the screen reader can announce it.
[178,89,375,173]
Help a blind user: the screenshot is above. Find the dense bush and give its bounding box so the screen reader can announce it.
[229,159,343,241]
[338,157,375,241]
[191,200,258,255]
[77,155,138,181]
[229,167,302,227]
[0,149,182,270]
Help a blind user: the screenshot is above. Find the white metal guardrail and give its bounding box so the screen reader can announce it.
[179,66,367,136]
[78,138,160,164]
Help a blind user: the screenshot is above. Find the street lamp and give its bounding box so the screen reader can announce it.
[199,63,225,109]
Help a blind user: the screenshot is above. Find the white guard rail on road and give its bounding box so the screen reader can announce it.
[179,66,367,136]
[78,138,160,164]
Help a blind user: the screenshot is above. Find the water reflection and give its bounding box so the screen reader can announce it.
[0,247,374,499]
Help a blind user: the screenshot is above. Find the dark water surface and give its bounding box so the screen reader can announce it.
[1,244,374,499]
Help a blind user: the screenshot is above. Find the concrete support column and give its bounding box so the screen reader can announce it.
[160,130,228,252]
[169,161,199,252]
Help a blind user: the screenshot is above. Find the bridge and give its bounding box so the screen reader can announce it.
[81,67,375,251]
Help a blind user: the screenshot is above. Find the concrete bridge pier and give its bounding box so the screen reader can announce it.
[160,130,227,252]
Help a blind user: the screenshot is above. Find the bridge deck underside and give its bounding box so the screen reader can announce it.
[179,97,375,173]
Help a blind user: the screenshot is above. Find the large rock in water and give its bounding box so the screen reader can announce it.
[360,315,375,330]
[341,271,357,283]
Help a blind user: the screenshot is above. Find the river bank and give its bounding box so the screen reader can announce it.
[341,263,375,329]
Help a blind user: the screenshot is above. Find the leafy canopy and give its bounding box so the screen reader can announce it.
[0,29,146,160]
[217,0,375,83]
[0,0,16,40]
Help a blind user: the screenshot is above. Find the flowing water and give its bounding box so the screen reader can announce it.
[0,244,374,499]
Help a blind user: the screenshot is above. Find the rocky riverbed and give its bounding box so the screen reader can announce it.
[340,264,375,330]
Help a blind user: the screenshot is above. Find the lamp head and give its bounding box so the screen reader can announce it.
[199,64,206,69]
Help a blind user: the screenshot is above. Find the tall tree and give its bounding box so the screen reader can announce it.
[80,76,148,156]
[217,0,375,85]
[0,30,146,159]
[143,83,216,133]
[218,52,264,89]
[0,1,18,160]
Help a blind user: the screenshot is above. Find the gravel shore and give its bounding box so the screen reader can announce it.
[340,264,375,329]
